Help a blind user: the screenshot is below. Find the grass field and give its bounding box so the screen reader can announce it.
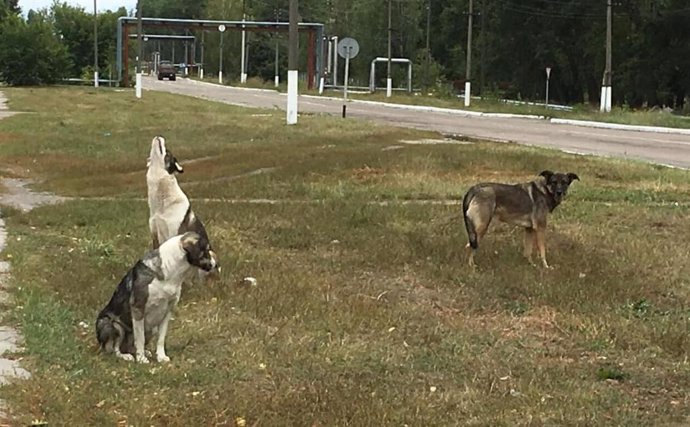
[1,87,690,425]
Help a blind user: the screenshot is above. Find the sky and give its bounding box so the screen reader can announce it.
[19,0,137,14]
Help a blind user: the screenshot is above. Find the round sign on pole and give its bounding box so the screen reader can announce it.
[337,37,360,59]
[218,24,226,32]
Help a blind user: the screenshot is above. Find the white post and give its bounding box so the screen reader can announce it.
[319,77,325,94]
[464,81,471,107]
[275,75,280,87]
[407,62,412,93]
[369,60,376,92]
[600,86,612,112]
[344,51,351,101]
[218,71,223,84]
[94,71,99,88]
[287,70,298,125]
[200,68,204,79]
[332,36,338,87]
[135,72,142,98]
[386,77,392,97]
[240,17,247,83]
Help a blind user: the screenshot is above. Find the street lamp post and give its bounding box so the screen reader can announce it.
[93,0,98,87]
[545,67,551,110]
[218,24,226,84]
[200,31,205,79]
[135,0,143,98]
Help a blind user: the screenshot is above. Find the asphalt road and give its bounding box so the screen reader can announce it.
[145,76,690,169]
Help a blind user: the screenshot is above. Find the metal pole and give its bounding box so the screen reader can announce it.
[219,31,224,83]
[480,0,485,96]
[601,0,612,112]
[545,73,550,109]
[386,0,392,97]
[274,34,280,87]
[200,31,205,79]
[342,48,351,118]
[464,0,473,107]
[241,0,247,83]
[287,0,299,125]
[332,36,338,87]
[424,0,431,93]
[135,0,142,98]
[93,0,98,87]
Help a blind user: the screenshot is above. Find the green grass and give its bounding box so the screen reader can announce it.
[1,87,690,425]
[322,90,690,129]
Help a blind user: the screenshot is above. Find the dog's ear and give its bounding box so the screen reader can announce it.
[173,157,184,174]
[539,170,554,180]
[567,172,579,182]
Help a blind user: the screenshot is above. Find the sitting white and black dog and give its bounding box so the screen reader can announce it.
[96,232,217,363]
[146,135,219,278]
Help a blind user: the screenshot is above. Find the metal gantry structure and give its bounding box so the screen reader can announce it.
[116,17,325,90]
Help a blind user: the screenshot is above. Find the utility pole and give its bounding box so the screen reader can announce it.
[135,0,143,98]
[93,0,98,87]
[479,0,485,97]
[287,0,299,125]
[274,9,280,87]
[425,0,431,93]
[240,0,248,83]
[386,0,392,98]
[464,0,473,107]
[600,0,612,112]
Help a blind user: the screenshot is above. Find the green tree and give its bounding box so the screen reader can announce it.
[0,14,72,85]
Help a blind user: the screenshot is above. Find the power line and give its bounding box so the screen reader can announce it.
[494,0,605,20]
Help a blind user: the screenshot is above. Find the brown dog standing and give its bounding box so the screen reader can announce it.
[462,170,579,268]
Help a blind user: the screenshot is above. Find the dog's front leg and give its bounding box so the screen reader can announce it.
[132,314,150,364]
[155,311,172,363]
[535,227,551,269]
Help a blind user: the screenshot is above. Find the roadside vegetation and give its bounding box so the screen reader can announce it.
[1,87,690,425]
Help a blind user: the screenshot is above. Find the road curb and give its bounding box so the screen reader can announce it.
[549,118,690,135]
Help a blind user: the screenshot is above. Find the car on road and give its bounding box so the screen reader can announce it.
[157,61,176,81]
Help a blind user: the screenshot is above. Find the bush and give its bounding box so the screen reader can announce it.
[0,15,72,86]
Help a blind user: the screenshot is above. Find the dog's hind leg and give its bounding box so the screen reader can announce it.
[112,324,134,361]
[535,227,551,269]
[463,203,493,268]
[523,228,537,265]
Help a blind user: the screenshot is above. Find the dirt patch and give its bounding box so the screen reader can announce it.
[0,178,69,212]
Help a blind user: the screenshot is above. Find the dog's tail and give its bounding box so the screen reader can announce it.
[95,315,114,352]
[462,187,479,250]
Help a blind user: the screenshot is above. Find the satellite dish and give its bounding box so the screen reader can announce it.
[337,37,360,59]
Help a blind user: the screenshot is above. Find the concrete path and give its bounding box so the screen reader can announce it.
[0,92,31,423]
[144,77,690,169]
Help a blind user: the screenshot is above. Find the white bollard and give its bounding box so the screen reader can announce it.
[464,81,471,107]
[319,77,325,94]
[94,71,99,88]
[200,68,204,80]
[135,73,142,99]
[218,71,223,84]
[275,75,279,87]
[386,78,392,97]
[287,70,298,125]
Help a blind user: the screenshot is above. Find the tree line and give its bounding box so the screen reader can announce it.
[1,0,688,110]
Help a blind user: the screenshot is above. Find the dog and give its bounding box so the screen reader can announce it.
[462,170,579,268]
[95,232,217,363]
[146,135,219,279]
